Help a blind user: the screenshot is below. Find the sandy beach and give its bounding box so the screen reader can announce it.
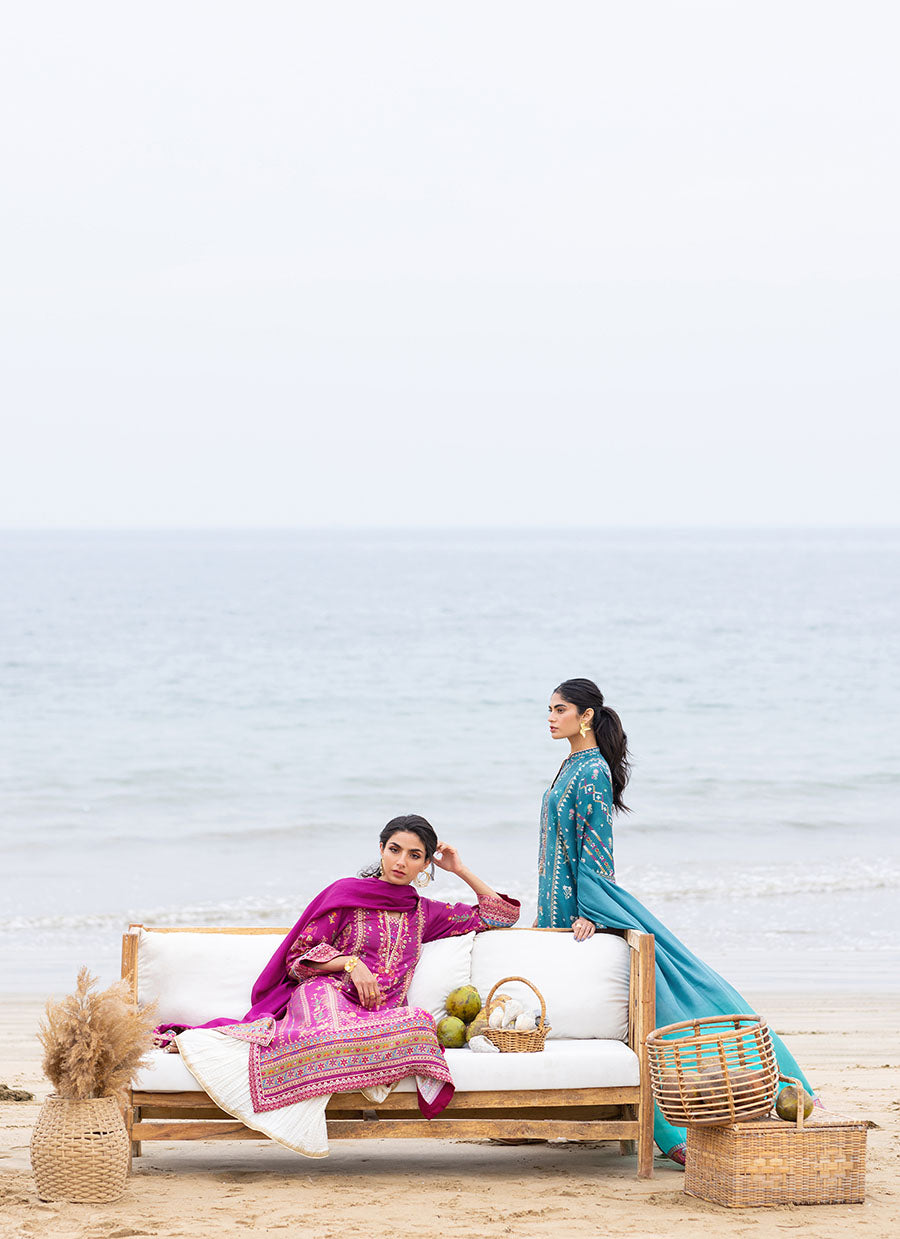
[1,990,897,1239]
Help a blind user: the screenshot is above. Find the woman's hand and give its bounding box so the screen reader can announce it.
[433,841,464,876]
[349,961,384,1008]
[571,917,596,942]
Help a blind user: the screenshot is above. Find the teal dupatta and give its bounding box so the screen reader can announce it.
[536,748,812,1160]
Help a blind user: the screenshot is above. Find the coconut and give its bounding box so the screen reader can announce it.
[436,1016,467,1048]
[775,1084,814,1122]
[466,1011,489,1042]
[445,985,482,1024]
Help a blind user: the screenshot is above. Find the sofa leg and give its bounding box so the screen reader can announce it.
[130,1104,142,1160]
[619,1140,636,1156]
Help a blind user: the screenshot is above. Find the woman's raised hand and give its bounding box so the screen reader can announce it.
[571,917,596,942]
[349,961,384,1008]
[433,841,464,875]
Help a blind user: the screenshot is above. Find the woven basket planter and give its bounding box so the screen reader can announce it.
[646,1013,778,1126]
[31,1095,129,1203]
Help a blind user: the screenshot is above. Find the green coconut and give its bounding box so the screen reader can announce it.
[445,985,482,1024]
[436,1016,467,1049]
[466,1011,489,1042]
[775,1084,814,1122]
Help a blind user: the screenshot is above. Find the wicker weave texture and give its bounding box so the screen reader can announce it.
[31,1095,129,1203]
[646,1013,778,1125]
[685,1116,867,1207]
[482,976,550,1053]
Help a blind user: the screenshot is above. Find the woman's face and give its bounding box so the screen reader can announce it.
[548,692,591,741]
[380,831,430,885]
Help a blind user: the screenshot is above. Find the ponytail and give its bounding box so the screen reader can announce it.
[553,679,631,812]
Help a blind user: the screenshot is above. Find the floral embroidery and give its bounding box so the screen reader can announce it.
[536,749,616,927]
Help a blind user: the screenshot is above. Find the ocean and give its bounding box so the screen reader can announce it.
[1,528,898,996]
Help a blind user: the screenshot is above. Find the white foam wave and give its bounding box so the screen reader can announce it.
[1,858,897,938]
[620,857,900,902]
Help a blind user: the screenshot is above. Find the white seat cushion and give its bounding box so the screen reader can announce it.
[134,1048,202,1092]
[134,1039,639,1094]
[396,1039,639,1092]
[470,930,630,1041]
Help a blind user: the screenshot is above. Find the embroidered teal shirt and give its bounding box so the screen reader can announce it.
[536,747,615,927]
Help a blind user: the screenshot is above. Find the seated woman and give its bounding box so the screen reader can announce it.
[155,815,519,1157]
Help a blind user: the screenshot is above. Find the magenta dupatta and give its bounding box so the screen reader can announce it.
[154,877,420,1042]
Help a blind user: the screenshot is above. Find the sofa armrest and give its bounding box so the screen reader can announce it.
[623,930,655,1057]
[121,927,141,1005]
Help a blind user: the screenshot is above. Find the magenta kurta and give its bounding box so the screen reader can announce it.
[157,877,519,1119]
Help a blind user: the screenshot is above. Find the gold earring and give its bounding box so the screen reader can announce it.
[579,719,590,738]
[415,869,432,888]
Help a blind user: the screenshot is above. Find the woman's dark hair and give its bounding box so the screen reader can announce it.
[359,814,439,878]
[554,678,631,812]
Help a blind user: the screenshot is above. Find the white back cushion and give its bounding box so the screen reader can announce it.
[138,930,285,1025]
[470,929,631,1040]
[137,927,476,1028]
[406,932,475,1021]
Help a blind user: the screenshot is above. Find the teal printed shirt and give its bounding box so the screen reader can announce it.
[536,747,615,928]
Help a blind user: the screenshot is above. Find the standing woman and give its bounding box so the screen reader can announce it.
[537,678,812,1165]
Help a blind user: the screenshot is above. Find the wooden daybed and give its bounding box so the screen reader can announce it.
[121,923,656,1178]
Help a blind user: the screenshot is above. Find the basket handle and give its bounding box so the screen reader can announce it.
[778,1074,810,1131]
[484,976,547,1029]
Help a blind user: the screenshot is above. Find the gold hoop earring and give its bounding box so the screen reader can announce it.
[415,868,432,889]
[579,720,590,738]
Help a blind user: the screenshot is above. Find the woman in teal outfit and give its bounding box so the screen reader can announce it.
[537,677,814,1165]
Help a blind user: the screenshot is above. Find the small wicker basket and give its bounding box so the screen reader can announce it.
[31,1095,129,1203]
[481,976,550,1053]
[646,1013,778,1126]
[685,1076,867,1207]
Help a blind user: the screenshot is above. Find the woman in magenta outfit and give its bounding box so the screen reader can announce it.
[156,815,519,1157]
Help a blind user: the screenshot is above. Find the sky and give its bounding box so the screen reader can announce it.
[2,1,898,529]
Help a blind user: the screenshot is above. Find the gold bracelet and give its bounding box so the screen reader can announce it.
[343,955,360,974]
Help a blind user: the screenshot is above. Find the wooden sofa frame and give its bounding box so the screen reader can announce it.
[122,924,656,1178]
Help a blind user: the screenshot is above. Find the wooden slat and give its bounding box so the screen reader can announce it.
[325,1088,640,1113]
[327,1119,640,1141]
[132,1091,219,1108]
[133,1117,640,1143]
[140,1105,234,1121]
[133,1120,263,1141]
[133,1087,641,1115]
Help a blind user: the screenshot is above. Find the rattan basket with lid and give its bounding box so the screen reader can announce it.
[685,1077,867,1207]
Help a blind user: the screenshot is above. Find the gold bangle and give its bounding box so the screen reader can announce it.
[343,955,360,974]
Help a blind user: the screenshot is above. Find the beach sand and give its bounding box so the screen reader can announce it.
[1,991,897,1239]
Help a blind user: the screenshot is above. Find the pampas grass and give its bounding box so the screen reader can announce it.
[38,967,157,1107]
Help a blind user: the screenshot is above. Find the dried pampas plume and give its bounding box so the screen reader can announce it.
[38,966,157,1107]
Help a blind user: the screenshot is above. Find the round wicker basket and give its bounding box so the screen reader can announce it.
[481,976,550,1053]
[646,1013,778,1126]
[31,1095,129,1203]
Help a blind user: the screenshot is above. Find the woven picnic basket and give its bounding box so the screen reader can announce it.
[685,1076,868,1207]
[31,1095,129,1203]
[481,976,550,1053]
[646,1013,778,1125]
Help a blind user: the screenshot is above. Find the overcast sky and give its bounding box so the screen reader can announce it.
[2,2,897,528]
